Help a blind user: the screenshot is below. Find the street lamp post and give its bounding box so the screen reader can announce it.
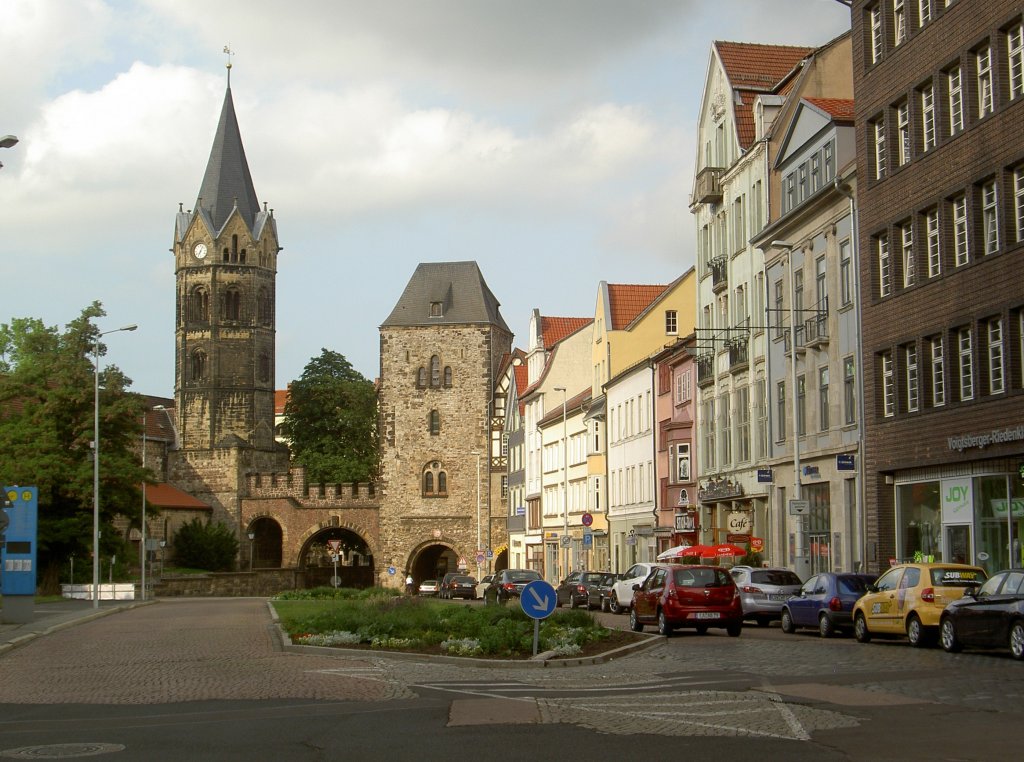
[0,134,17,169]
[93,323,137,609]
[248,530,255,572]
[554,386,568,578]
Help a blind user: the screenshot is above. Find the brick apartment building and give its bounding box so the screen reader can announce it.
[852,0,1024,574]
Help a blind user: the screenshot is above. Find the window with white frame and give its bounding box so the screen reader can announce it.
[878,234,892,297]
[811,153,821,192]
[870,4,883,64]
[756,377,768,458]
[921,84,936,151]
[819,366,830,431]
[897,102,910,166]
[797,374,806,436]
[901,221,915,287]
[953,194,969,265]
[959,327,974,400]
[736,386,750,462]
[674,369,692,405]
[840,239,852,306]
[873,119,887,179]
[982,180,999,255]
[733,196,745,251]
[774,279,785,337]
[702,397,716,471]
[977,45,993,118]
[776,381,786,441]
[926,208,940,277]
[906,344,920,412]
[843,356,856,424]
[824,139,835,181]
[816,255,827,306]
[1015,167,1024,243]
[894,0,907,46]
[919,0,932,25]
[674,443,691,482]
[1010,24,1024,101]
[931,336,945,406]
[988,318,1004,394]
[719,393,731,466]
[882,352,895,418]
[948,66,964,134]
[665,309,677,335]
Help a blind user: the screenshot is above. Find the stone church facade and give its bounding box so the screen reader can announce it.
[158,78,511,589]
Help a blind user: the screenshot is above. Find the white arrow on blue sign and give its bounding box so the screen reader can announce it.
[520,580,557,620]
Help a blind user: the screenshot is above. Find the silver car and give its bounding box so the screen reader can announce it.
[729,566,803,626]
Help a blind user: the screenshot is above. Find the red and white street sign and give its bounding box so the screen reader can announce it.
[327,539,342,551]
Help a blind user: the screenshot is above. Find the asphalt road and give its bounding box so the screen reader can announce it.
[0,597,1020,761]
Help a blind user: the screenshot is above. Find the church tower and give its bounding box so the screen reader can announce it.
[172,76,280,455]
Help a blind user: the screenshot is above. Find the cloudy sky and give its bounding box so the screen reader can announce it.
[1,0,850,397]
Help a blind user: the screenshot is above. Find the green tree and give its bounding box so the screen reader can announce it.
[282,349,378,483]
[171,518,239,572]
[0,303,148,591]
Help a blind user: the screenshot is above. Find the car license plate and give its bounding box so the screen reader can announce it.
[694,612,720,619]
[769,594,788,601]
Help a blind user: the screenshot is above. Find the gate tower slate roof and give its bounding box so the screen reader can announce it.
[381,261,511,332]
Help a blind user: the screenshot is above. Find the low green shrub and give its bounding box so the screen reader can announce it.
[275,594,612,657]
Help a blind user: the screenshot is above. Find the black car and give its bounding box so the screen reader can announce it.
[587,572,620,612]
[438,572,460,599]
[483,568,542,605]
[940,569,1024,659]
[781,572,876,637]
[556,571,607,608]
[443,575,478,600]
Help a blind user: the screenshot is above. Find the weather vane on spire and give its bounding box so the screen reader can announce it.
[223,44,234,86]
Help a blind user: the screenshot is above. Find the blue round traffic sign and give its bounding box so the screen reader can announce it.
[581,512,593,527]
[520,580,557,620]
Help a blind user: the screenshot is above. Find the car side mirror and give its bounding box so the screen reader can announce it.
[632,583,640,591]
[962,586,977,598]
[866,584,878,593]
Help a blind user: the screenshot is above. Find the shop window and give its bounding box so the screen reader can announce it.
[896,482,942,562]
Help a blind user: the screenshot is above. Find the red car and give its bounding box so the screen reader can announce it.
[629,564,743,637]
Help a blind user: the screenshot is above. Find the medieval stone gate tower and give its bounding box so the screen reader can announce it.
[167,80,288,535]
[377,262,512,586]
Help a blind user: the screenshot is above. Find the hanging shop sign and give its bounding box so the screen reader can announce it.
[727,511,752,533]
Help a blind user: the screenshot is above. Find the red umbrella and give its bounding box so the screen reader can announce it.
[656,544,704,560]
[701,543,747,559]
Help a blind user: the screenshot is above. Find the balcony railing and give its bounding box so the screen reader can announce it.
[696,353,715,387]
[783,324,806,354]
[728,338,749,372]
[804,313,829,346]
[694,166,724,204]
[710,256,728,293]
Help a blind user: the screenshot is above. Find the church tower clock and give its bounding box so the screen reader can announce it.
[171,74,280,455]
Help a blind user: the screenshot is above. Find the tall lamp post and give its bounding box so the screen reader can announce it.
[471,451,482,576]
[554,386,569,578]
[248,530,255,572]
[93,323,138,609]
[771,240,804,573]
[0,135,17,169]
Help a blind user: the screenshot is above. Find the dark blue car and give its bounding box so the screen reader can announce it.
[781,572,876,637]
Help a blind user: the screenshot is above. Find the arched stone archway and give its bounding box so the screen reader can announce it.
[406,542,460,588]
[245,516,283,569]
[299,527,374,589]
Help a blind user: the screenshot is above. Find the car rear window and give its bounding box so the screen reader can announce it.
[508,571,541,582]
[580,573,604,584]
[674,568,732,588]
[750,570,802,586]
[931,567,986,587]
[453,576,475,584]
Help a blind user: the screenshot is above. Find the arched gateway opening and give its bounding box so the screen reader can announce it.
[247,517,283,569]
[300,528,374,589]
[407,543,460,588]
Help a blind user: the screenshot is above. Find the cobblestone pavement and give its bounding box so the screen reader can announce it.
[1,598,1022,748]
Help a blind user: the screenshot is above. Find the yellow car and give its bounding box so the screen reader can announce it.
[853,563,986,647]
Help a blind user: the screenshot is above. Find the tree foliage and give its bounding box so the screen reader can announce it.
[171,518,239,572]
[281,349,378,483]
[0,302,148,589]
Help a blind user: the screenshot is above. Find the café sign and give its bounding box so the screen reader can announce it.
[727,511,752,533]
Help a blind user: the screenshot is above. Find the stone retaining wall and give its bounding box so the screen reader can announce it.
[152,568,304,597]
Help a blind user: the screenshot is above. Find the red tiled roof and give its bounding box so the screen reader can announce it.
[715,42,814,91]
[275,389,289,415]
[804,97,855,121]
[144,482,211,510]
[734,89,757,151]
[144,405,175,440]
[607,284,667,330]
[540,316,592,348]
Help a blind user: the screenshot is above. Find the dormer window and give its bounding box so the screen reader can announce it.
[430,302,443,318]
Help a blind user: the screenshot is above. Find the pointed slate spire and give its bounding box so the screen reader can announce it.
[195,86,260,234]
